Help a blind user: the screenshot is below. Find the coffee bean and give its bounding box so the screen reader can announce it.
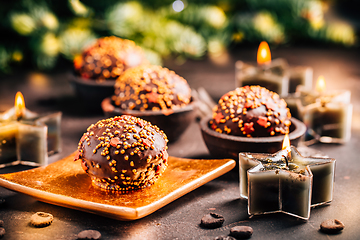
[320,219,344,234]
[77,230,101,240]
[0,227,5,238]
[0,220,3,227]
[229,226,253,239]
[200,213,225,229]
[214,236,236,240]
[30,212,53,228]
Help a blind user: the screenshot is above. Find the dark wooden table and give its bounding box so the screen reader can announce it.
[0,45,360,239]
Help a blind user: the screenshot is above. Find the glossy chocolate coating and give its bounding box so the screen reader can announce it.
[75,115,168,191]
[74,36,147,81]
[111,65,191,112]
[210,85,291,137]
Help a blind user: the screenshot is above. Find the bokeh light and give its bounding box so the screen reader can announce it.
[172,0,185,12]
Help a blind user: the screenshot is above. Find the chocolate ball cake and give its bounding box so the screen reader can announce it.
[111,65,192,113]
[74,36,148,81]
[210,85,291,137]
[74,115,168,191]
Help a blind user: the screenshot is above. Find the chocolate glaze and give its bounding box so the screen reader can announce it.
[111,65,191,112]
[75,115,168,191]
[74,36,148,81]
[210,85,291,137]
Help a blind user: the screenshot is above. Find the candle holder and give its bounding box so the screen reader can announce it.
[296,89,352,144]
[239,146,335,220]
[235,42,313,97]
[0,93,62,168]
[235,59,289,96]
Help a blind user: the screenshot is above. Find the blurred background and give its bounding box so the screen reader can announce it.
[0,0,359,74]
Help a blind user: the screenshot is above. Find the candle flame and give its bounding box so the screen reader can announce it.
[257,41,271,64]
[15,91,26,119]
[315,75,326,93]
[282,133,290,150]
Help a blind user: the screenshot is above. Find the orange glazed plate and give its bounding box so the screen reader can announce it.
[0,152,235,220]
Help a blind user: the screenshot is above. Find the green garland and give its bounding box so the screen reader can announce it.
[0,0,356,73]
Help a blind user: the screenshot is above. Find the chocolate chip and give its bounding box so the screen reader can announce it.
[200,213,225,229]
[77,230,101,239]
[214,236,236,240]
[0,220,3,227]
[0,227,5,238]
[320,219,344,234]
[30,212,53,228]
[229,226,253,239]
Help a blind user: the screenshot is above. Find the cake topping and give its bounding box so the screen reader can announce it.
[111,65,192,112]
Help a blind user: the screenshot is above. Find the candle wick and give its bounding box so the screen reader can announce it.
[282,155,289,168]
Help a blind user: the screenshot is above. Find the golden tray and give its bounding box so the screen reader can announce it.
[0,152,235,220]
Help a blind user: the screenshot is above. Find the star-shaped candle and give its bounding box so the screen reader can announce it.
[296,76,352,143]
[239,134,335,220]
[235,41,313,97]
[0,92,62,167]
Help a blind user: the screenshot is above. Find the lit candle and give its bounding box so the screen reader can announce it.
[0,92,62,167]
[239,134,335,220]
[298,76,352,143]
[235,41,313,97]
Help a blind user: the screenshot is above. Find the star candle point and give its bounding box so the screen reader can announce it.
[239,146,335,220]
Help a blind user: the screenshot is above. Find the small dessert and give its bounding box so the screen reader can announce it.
[110,65,192,113]
[75,115,168,191]
[73,36,147,81]
[210,85,291,137]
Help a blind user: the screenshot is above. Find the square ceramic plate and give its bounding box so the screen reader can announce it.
[0,152,235,220]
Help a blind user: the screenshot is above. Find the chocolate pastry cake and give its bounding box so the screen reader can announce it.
[74,36,147,81]
[75,115,168,191]
[210,85,291,137]
[111,65,191,113]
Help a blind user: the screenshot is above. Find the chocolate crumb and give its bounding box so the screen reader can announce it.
[229,226,253,239]
[77,230,101,239]
[200,213,225,229]
[320,219,344,234]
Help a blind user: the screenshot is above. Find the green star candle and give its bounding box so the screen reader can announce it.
[0,92,61,167]
[297,76,352,143]
[239,135,335,220]
[235,41,313,97]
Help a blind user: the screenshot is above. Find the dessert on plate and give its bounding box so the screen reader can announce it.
[75,115,168,191]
